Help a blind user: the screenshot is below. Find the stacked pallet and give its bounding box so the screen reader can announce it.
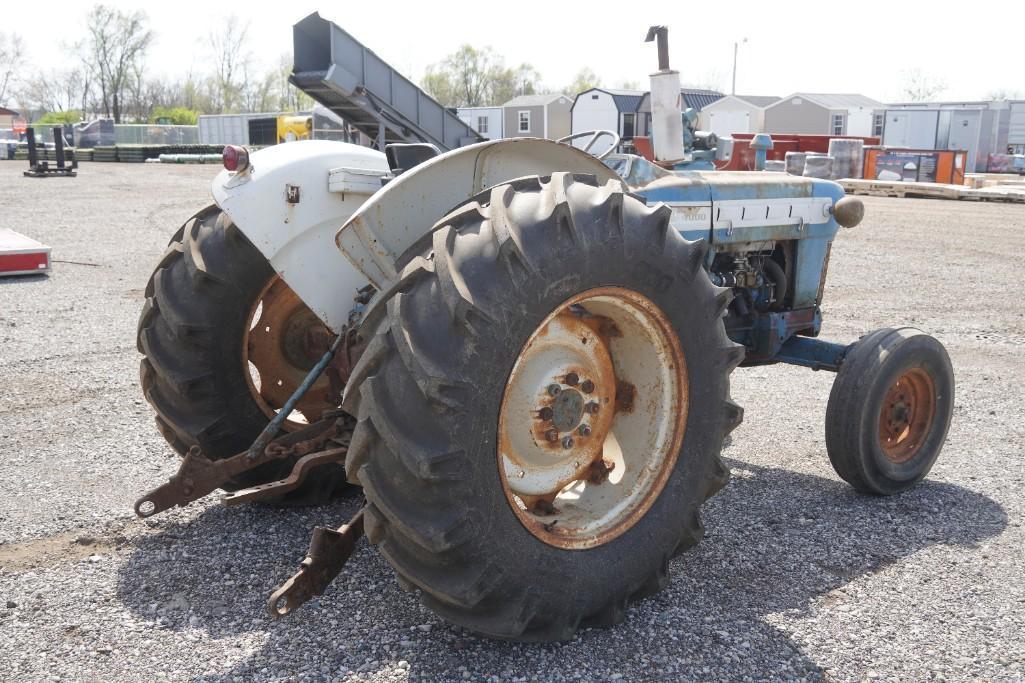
[964,173,1025,189]
[12,146,78,162]
[92,146,118,162]
[80,143,226,162]
[841,179,1025,204]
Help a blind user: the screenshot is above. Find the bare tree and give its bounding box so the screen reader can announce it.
[82,5,153,122]
[682,69,727,93]
[241,62,276,113]
[986,88,1024,101]
[271,53,312,112]
[16,68,90,116]
[209,15,251,113]
[0,31,25,104]
[900,69,946,103]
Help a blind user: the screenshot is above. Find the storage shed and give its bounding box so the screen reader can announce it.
[763,93,885,138]
[698,95,779,137]
[1009,101,1025,154]
[0,106,20,130]
[456,106,503,140]
[502,94,572,140]
[571,88,649,150]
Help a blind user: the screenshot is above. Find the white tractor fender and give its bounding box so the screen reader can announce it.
[336,137,622,289]
[210,140,389,332]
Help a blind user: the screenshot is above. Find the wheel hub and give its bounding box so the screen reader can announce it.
[879,367,936,463]
[243,277,336,428]
[549,388,584,433]
[497,287,688,550]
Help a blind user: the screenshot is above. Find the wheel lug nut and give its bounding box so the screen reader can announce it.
[585,401,600,414]
[538,407,554,421]
[578,424,591,437]
[561,436,574,449]
[565,372,579,386]
[545,429,559,442]
[580,380,594,394]
[547,384,561,396]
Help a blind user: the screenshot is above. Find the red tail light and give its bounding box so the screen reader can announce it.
[223,145,249,172]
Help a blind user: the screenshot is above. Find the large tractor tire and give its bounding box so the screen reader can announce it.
[137,206,349,502]
[825,327,954,495]
[343,173,744,640]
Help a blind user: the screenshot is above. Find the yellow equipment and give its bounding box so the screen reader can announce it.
[276,115,313,143]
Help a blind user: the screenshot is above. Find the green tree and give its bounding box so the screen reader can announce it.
[421,46,542,107]
[422,64,459,106]
[566,68,601,96]
[492,63,544,104]
[151,106,199,125]
[36,110,82,124]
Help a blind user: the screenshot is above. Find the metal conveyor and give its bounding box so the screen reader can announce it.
[291,13,484,152]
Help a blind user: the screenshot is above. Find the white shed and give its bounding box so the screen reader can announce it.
[698,95,779,137]
[570,88,648,154]
[456,106,503,140]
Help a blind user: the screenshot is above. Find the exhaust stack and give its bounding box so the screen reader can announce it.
[645,26,684,162]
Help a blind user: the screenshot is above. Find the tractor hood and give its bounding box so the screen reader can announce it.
[626,161,844,245]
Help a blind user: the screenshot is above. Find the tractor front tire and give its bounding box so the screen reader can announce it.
[343,173,744,640]
[137,206,349,503]
[825,327,954,495]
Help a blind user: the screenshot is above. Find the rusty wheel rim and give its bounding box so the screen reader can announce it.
[497,287,688,550]
[878,367,936,464]
[242,276,335,429]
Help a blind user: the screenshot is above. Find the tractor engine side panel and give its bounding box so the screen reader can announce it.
[636,171,845,364]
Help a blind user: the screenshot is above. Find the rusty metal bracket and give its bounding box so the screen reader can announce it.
[222,446,348,506]
[133,420,341,518]
[267,507,365,618]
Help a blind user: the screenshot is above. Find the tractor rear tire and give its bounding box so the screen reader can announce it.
[825,327,954,495]
[137,206,349,503]
[343,173,744,640]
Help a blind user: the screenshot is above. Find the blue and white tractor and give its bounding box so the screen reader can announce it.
[134,16,953,640]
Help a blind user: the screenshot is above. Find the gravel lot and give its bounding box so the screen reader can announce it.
[0,161,1022,682]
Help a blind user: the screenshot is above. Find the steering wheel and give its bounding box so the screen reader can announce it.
[556,130,621,160]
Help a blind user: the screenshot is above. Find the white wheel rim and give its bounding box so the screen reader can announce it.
[497,287,688,549]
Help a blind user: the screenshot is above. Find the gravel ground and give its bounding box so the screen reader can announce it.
[0,161,1022,682]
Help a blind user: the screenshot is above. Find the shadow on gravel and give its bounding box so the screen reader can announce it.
[0,273,49,286]
[115,460,1006,682]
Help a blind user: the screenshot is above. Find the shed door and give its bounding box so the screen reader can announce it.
[883,111,938,149]
[947,110,981,171]
[707,110,750,137]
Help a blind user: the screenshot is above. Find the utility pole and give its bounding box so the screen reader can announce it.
[732,38,747,95]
